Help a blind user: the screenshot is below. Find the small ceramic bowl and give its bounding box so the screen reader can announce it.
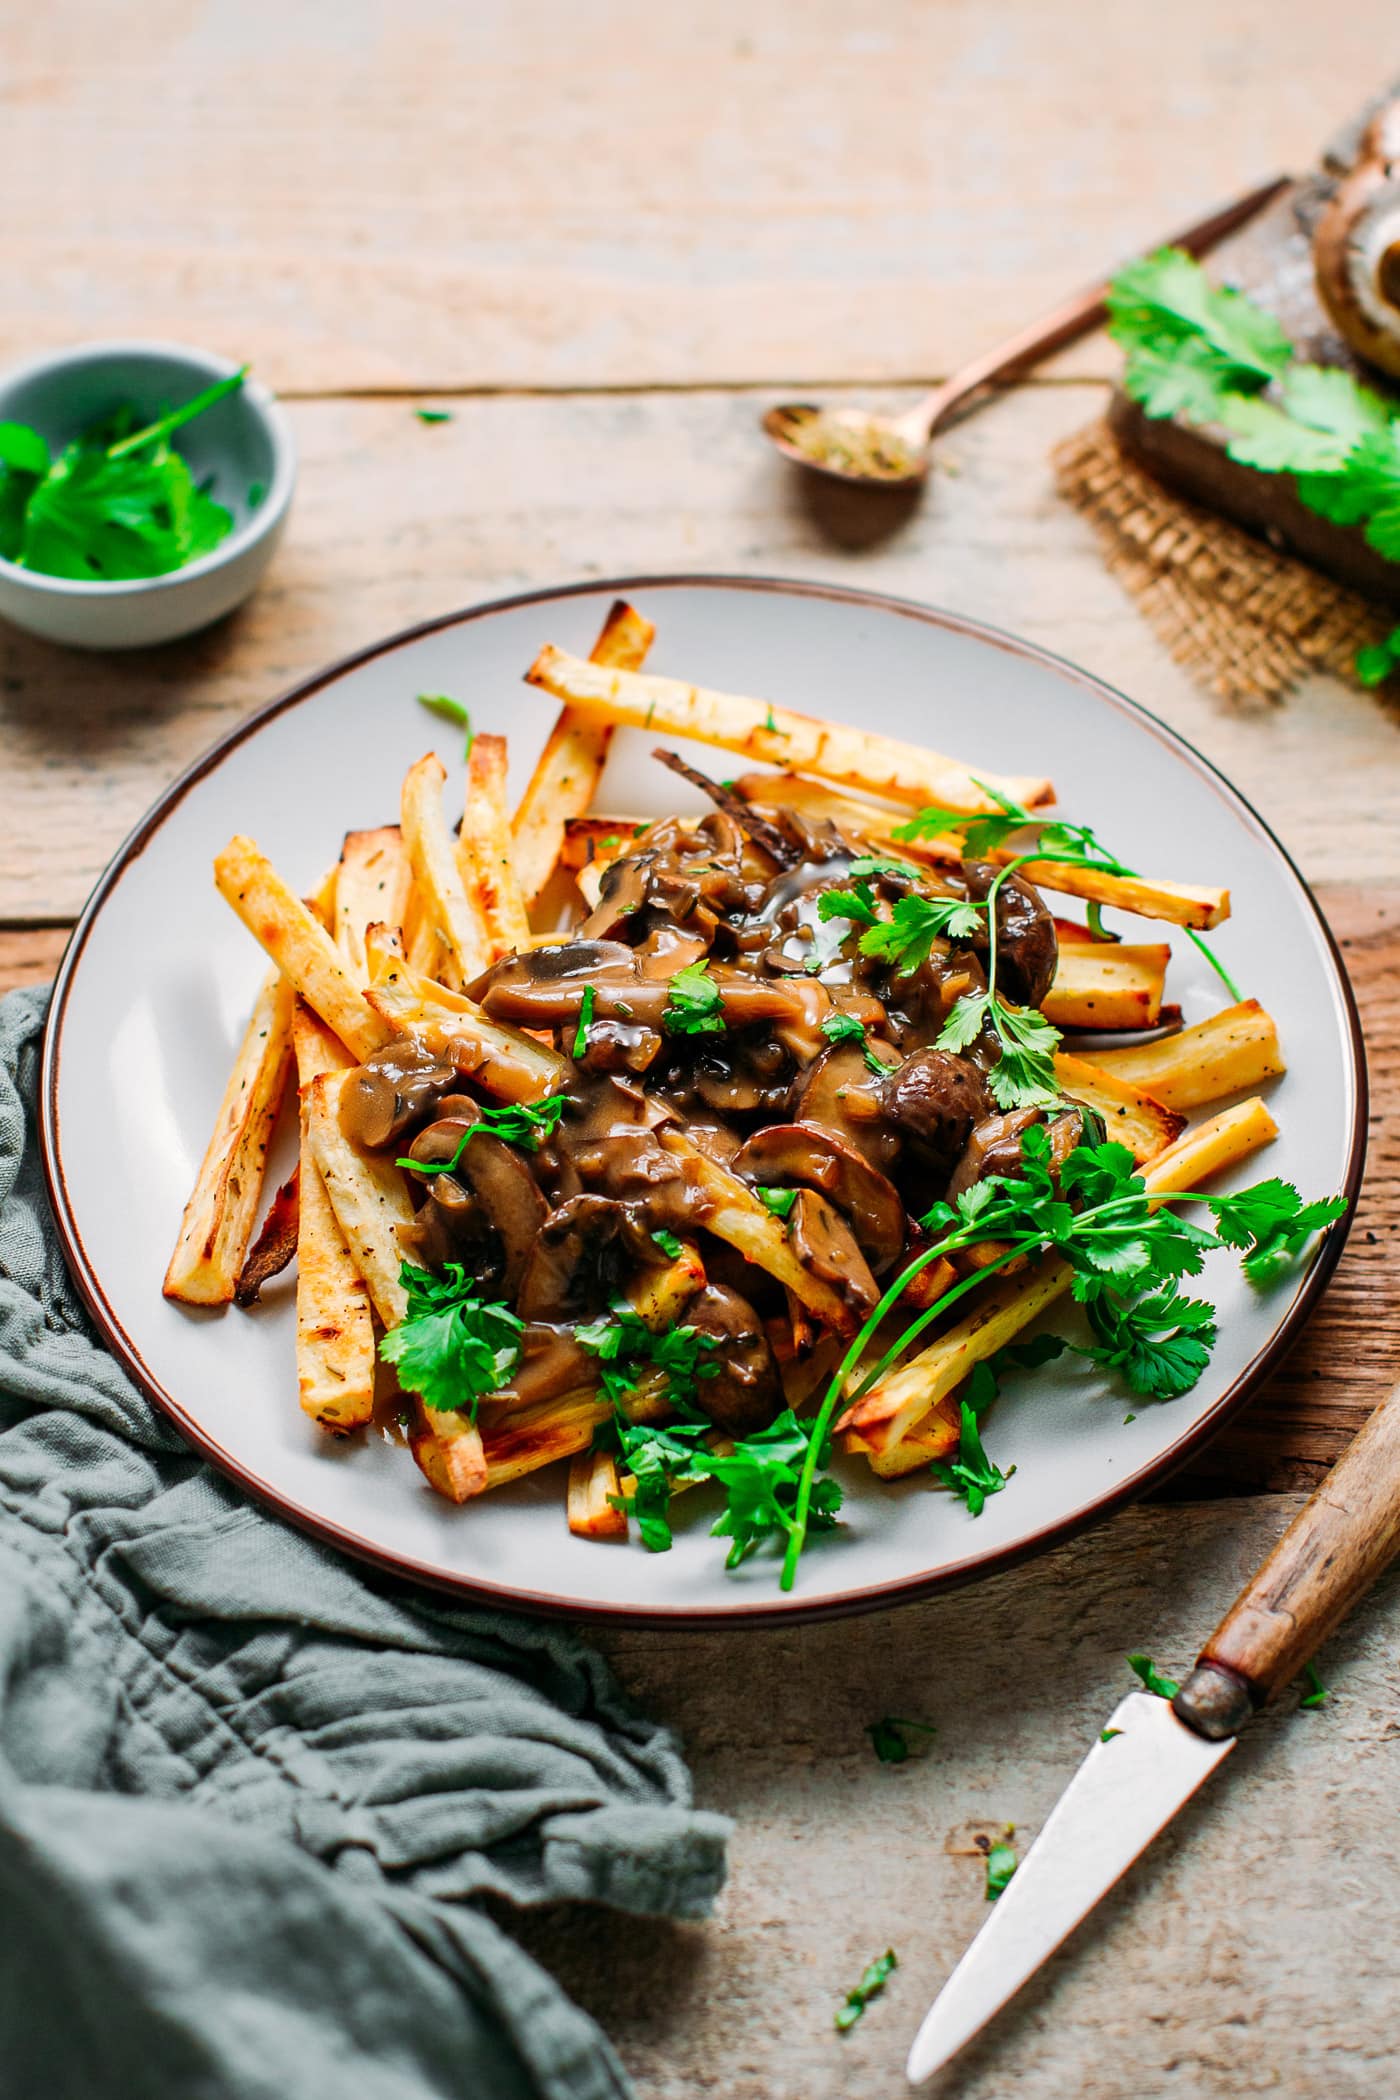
[0,340,295,650]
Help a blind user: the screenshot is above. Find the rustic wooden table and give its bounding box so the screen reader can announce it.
[5,7,1399,2094]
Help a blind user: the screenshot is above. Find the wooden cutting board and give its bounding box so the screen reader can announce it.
[1110,84,1400,610]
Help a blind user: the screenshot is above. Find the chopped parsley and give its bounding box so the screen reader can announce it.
[985,1837,1018,1901]
[1100,1727,1123,1742]
[571,985,596,1060]
[757,1185,798,1219]
[821,1011,867,1049]
[417,690,474,758]
[1128,1653,1180,1700]
[379,1262,523,1417]
[859,892,987,969]
[1298,1661,1330,1710]
[414,407,453,423]
[652,1228,686,1260]
[931,1398,1013,1517]
[661,959,726,1036]
[868,1716,937,1764]
[834,1949,897,2032]
[397,1094,567,1173]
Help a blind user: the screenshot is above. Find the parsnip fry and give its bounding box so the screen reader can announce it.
[336,827,412,986]
[482,1387,670,1490]
[214,835,391,1062]
[513,599,656,905]
[625,1242,706,1329]
[1053,1052,1186,1163]
[567,1447,630,1541]
[234,1169,300,1307]
[1086,1000,1285,1110]
[839,1095,1280,1452]
[559,816,653,870]
[1007,857,1230,932]
[407,1408,489,1504]
[526,648,1052,813]
[458,733,531,961]
[1042,942,1171,1031]
[656,1129,857,1334]
[400,753,492,990]
[290,1003,373,1432]
[163,967,296,1305]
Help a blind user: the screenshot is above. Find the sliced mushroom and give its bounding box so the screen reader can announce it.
[1314,100,1400,380]
[339,1039,459,1150]
[731,1120,906,1274]
[517,1194,628,1322]
[451,1132,548,1297]
[791,1042,901,1171]
[498,1322,597,1406]
[680,1282,782,1437]
[944,1107,1044,1205]
[787,1188,880,1320]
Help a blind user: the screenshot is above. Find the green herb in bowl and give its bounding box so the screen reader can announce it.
[0,367,248,583]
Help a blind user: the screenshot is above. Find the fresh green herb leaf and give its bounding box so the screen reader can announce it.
[0,422,50,476]
[571,985,596,1060]
[602,1417,715,1552]
[247,479,265,507]
[860,893,987,971]
[1207,1179,1349,1284]
[757,1185,798,1219]
[1356,627,1400,687]
[379,1262,523,1417]
[396,1094,566,1172]
[1100,1727,1123,1742]
[417,690,473,757]
[662,959,726,1036]
[705,1409,842,1569]
[105,367,248,460]
[1078,1283,1218,1399]
[931,1398,1012,1516]
[1107,247,1291,395]
[817,882,879,928]
[763,706,778,733]
[821,1011,867,1049]
[1298,1660,1330,1710]
[847,853,925,880]
[414,407,454,423]
[652,1229,685,1261]
[868,1716,937,1764]
[1128,1653,1180,1701]
[985,1838,1018,1901]
[834,1949,897,2031]
[577,1305,718,1416]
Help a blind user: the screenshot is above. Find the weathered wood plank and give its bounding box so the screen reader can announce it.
[6,384,1400,923]
[519,1496,1400,2100]
[2,0,1391,391]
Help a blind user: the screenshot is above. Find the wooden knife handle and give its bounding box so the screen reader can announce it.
[1175,1377,1400,1739]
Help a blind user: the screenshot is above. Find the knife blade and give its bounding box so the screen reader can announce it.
[906,1366,1400,2085]
[905,1693,1233,2083]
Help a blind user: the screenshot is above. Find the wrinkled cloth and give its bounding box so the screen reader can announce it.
[0,987,727,2100]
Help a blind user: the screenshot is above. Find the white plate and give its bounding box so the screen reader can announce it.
[41,578,1365,1624]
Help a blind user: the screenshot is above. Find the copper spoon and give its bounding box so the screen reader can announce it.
[761,174,1290,490]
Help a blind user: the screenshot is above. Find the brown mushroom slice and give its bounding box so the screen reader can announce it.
[450,1132,549,1298]
[786,1188,880,1322]
[731,1120,906,1275]
[944,1107,1044,1205]
[516,1194,628,1322]
[495,1323,597,1408]
[681,1283,783,1437]
[1314,101,1400,380]
[791,1042,902,1171]
[339,1039,460,1150]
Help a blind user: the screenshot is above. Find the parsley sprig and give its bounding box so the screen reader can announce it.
[1106,247,1400,684]
[396,1094,567,1174]
[834,1950,897,2032]
[662,959,726,1037]
[578,1308,720,1550]
[0,369,248,581]
[379,1262,523,1417]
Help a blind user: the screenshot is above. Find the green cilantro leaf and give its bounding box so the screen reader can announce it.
[1079,1284,1218,1399]
[1106,247,1292,392]
[414,407,453,423]
[662,959,726,1037]
[576,1305,718,1415]
[816,883,878,928]
[397,1093,567,1173]
[1128,1653,1180,1700]
[757,1185,798,1219]
[0,421,50,476]
[571,985,596,1060]
[860,893,987,971]
[931,1398,1011,1517]
[652,1229,685,1260]
[706,1410,842,1569]
[603,1418,715,1552]
[821,1011,867,1049]
[1207,1179,1348,1284]
[847,854,924,879]
[1356,627,1400,687]
[379,1263,523,1417]
[417,690,473,757]
[985,1838,1018,1901]
[834,1949,897,2032]
[1100,1727,1123,1742]
[868,1716,937,1764]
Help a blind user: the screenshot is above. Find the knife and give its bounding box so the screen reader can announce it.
[907,1370,1400,2084]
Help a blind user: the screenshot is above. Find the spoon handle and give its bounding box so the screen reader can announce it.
[909,172,1291,444]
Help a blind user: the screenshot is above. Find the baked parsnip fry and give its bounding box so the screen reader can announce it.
[365,955,570,1101]
[290,1006,374,1431]
[482,1387,670,1491]
[559,816,652,870]
[625,1242,707,1329]
[839,1096,1280,1455]
[525,647,1053,813]
[513,598,656,906]
[400,753,492,991]
[335,827,412,986]
[1042,942,1172,1031]
[1087,1000,1285,1109]
[567,1447,630,1541]
[163,966,296,1305]
[1052,1052,1186,1163]
[458,733,531,961]
[214,836,391,1062]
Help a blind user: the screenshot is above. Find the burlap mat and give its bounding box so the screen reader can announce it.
[1052,419,1395,709]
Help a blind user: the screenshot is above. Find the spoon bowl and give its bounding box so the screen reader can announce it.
[762,402,930,488]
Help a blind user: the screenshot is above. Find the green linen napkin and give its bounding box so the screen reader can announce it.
[0,986,728,2100]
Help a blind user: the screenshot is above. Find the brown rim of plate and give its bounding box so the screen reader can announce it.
[38,574,1369,1629]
